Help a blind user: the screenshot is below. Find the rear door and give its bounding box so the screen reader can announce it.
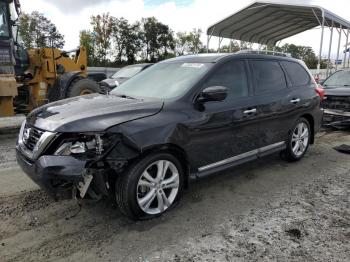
[280,61,316,131]
[248,59,290,147]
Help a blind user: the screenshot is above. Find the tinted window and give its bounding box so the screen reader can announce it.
[251,60,287,94]
[323,70,350,87]
[281,61,310,87]
[204,60,248,100]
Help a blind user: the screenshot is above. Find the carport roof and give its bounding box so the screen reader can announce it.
[207,1,350,45]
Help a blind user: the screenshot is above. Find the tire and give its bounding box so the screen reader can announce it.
[68,78,101,97]
[283,117,311,162]
[116,152,184,220]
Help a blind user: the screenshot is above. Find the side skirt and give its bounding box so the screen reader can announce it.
[190,141,286,180]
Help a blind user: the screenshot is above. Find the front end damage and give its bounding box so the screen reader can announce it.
[322,95,350,129]
[16,121,138,200]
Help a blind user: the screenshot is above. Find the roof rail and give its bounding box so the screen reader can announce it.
[236,49,292,58]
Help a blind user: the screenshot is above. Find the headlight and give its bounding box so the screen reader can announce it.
[54,134,104,156]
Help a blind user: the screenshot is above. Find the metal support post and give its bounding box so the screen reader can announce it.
[343,29,349,68]
[218,37,223,53]
[326,22,334,77]
[317,13,325,75]
[336,25,342,71]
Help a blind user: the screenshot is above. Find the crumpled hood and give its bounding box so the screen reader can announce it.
[324,87,350,96]
[27,94,163,133]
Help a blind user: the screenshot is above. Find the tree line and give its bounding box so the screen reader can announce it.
[79,14,204,66]
[18,11,326,69]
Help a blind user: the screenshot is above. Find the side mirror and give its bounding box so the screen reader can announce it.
[198,86,228,103]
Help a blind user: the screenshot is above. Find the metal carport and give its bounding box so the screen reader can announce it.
[207,1,350,76]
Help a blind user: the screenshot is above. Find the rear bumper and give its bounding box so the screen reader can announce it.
[16,148,86,199]
[322,109,350,128]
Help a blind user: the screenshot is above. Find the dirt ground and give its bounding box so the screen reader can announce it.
[0,131,349,261]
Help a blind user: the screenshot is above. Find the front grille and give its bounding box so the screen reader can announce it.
[23,125,44,151]
[322,95,350,111]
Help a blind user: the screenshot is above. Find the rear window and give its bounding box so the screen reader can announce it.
[281,61,310,87]
[250,60,287,94]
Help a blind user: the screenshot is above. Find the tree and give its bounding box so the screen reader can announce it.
[18,11,65,49]
[141,17,175,62]
[90,13,114,65]
[274,43,327,69]
[79,30,95,66]
[112,17,142,65]
[176,29,203,55]
[218,40,240,53]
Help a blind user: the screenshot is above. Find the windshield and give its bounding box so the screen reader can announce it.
[323,70,350,87]
[0,2,9,38]
[111,62,212,100]
[112,66,143,79]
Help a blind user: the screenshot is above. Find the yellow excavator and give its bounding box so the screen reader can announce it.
[0,0,100,116]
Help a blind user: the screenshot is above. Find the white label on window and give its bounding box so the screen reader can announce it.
[181,63,204,68]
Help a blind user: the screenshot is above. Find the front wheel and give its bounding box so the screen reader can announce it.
[283,117,311,161]
[116,153,184,220]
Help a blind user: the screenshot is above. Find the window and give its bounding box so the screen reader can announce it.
[250,60,287,94]
[111,62,212,99]
[323,70,350,88]
[281,61,310,87]
[203,60,248,100]
[0,2,9,38]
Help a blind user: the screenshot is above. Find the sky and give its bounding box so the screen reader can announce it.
[20,0,350,59]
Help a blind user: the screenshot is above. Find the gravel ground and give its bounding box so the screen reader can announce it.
[0,131,349,261]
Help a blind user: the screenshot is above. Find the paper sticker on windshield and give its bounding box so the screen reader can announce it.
[182,63,204,68]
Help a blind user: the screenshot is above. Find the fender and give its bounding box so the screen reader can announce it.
[57,71,84,100]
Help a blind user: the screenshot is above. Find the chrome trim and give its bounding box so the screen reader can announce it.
[18,120,57,160]
[198,141,285,172]
[324,109,350,117]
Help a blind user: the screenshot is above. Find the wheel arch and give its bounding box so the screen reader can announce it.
[300,113,315,144]
[139,143,191,189]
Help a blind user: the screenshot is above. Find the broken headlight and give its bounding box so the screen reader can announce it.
[54,134,104,156]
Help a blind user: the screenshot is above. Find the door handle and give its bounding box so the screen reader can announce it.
[290,98,301,104]
[243,108,257,114]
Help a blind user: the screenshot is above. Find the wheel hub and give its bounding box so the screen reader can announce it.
[136,160,180,215]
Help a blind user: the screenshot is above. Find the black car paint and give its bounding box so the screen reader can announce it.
[16,53,323,199]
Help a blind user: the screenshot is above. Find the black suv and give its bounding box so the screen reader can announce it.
[16,52,323,220]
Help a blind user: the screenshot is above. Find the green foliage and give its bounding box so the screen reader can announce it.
[79,30,95,66]
[112,17,142,64]
[176,29,203,55]
[274,43,326,69]
[18,11,65,49]
[141,17,175,62]
[218,40,240,53]
[90,13,114,65]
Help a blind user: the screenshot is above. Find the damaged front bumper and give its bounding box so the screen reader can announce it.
[16,148,89,199]
[323,109,350,129]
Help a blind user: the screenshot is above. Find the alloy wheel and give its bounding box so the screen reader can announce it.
[291,122,309,157]
[136,160,180,215]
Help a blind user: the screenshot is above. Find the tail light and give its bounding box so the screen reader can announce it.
[315,84,325,100]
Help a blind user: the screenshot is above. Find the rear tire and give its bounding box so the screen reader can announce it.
[283,117,311,162]
[116,152,184,220]
[68,78,101,97]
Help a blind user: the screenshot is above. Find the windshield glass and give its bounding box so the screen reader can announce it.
[0,2,9,38]
[323,70,350,87]
[111,62,212,100]
[112,66,143,79]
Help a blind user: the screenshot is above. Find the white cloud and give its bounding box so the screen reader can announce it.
[20,0,350,59]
